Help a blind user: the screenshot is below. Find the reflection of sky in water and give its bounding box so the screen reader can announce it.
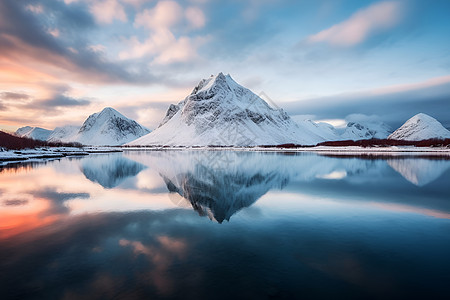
[0,151,449,299]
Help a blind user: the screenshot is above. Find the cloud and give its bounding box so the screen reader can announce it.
[284,75,450,129]
[0,92,31,101]
[2,199,29,206]
[134,1,183,31]
[40,95,91,108]
[1,86,90,113]
[26,4,44,14]
[128,1,208,64]
[306,1,402,47]
[0,92,32,111]
[0,1,160,85]
[119,27,208,64]
[185,7,206,29]
[121,0,153,9]
[345,114,383,124]
[89,0,127,24]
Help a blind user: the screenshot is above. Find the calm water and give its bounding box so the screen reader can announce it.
[1,150,450,299]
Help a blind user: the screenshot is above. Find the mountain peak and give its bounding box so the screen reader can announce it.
[98,107,125,118]
[128,73,334,147]
[77,107,150,145]
[190,72,236,96]
[408,113,436,123]
[388,113,450,141]
[101,107,115,113]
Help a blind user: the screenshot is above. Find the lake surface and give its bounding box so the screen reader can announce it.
[1,150,449,299]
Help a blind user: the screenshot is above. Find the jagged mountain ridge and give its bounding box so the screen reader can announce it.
[388,113,450,141]
[129,73,339,146]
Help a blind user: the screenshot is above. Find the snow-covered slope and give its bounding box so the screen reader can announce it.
[72,107,150,146]
[341,121,392,140]
[47,125,79,143]
[15,126,52,141]
[129,73,335,146]
[298,119,341,141]
[388,113,450,141]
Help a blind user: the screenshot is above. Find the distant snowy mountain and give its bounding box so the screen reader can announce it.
[388,113,450,141]
[341,121,392,140]
[47,125,79,143]
[72,107,150,146]
[129,73,336,146]
[15,108,150,146]
[15,126,52,141]
[298,119,341,141]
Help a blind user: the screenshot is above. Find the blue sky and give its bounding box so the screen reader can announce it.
[0,0,449,131]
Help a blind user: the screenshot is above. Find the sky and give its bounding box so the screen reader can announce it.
[0,0,449,132]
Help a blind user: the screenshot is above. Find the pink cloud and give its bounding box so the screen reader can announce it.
[307,1,402,47]
[370,75,450,95]
[90,0,127,24]
[134,1,183,31]
[126,1,209,64]
[185,7,206,29]
[119,29,208,64]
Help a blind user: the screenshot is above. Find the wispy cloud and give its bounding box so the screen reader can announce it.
[306,1,403,47]
[0,92,31,101]
[40,95,91,108]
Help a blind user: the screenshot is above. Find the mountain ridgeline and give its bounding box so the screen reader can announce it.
[12,73,450,147]
[128,73,340,146]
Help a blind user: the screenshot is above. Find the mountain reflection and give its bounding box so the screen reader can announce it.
[80,154,146,188]
[1,151,450,299]
[387,157,450,186]
[138,151,290,223]
[127,151,450,222]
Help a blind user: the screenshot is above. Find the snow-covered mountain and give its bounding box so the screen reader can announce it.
[298,119,341,141]
[341,121,392,140]
[71,107,150,146]
[388,113,450,141]
[47,125,79,143]
[15,108,150,146]
[129,73,336,146]
[15,126,53,141]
